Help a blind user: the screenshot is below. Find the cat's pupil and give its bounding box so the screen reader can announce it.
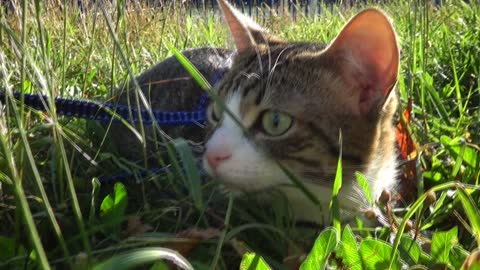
[272,113,280,128]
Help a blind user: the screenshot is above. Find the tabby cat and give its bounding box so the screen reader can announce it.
[112,0,400,223]
[202,0,400,222]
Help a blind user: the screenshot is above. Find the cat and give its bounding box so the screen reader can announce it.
[111,0,400,224]
[202,0,400,223]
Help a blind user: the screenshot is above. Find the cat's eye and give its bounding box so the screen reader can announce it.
[260,111,293,136]
[209,101,223,122]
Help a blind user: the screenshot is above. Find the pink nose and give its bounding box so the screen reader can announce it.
[206,149,231,171]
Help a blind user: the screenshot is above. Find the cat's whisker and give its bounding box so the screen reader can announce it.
[240,71,260,80]
[266,45,291,92]
[352,185,372,204]
[264,34,273,77]
[375,211,391,228]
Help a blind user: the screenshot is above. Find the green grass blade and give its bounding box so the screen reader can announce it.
[240,253,272,270]
[444,24,465,119]
[6,0,93,259]
[0,100,51,270]
[0,51,74,267]
[210,193,234,269]
[389,182,459,268]
[276,161,322,213]
[99,0,147,150]
[163,40,248,133]
[421,73,451,126]
[89,178,101,226]
[455,183,480,247]
[60,0,67,97]
[19,0,27,120]
[99,1,180,176]
[163,39,211,91]
[92,248,193,270]
[173,138,203,210]
[331,131,343,237]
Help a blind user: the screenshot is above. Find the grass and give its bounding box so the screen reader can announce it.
[0,0,479,269]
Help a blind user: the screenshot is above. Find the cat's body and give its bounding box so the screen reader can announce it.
[111,0,400,223]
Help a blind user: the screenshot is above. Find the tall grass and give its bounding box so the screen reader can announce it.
[0,0,479,269]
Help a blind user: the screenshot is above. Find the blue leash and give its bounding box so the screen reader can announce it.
[0,69,228,183]
[0,90,209,126]
[0,69,228,126]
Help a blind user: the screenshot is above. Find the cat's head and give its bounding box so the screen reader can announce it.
[203,0,400,207]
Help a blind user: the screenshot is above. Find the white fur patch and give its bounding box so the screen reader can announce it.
[203,93,289,191]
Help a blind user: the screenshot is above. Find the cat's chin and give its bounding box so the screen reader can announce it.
[205,165,276,192]
[215,176,274,192]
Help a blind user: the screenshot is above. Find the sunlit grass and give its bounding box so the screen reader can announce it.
[0,0,478,269]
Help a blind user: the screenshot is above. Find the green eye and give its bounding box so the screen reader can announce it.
[261,111,293,136]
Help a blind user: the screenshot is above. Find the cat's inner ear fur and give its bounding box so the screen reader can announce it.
[324,9,400,116]
[217,0,283,53]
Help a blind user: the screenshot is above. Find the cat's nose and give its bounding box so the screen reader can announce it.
[206,148,232,171]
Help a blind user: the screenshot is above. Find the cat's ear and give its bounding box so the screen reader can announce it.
[325,9,400,115]
[217,0,281,53]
